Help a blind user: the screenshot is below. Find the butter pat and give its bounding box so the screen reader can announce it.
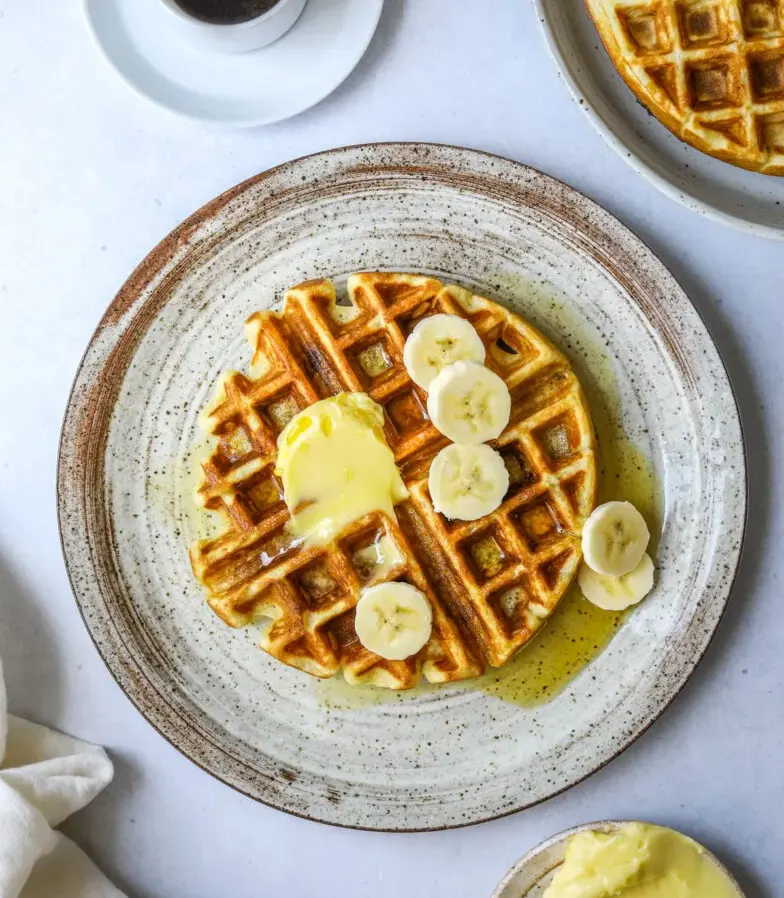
[275,393,408,547]
[544,823,739,898]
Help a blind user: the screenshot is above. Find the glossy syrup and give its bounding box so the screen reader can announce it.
[453,427,658,708]
[170,281,662,711]
[313,282,663,710]
[473,282,663,707]
[314,426,659,712]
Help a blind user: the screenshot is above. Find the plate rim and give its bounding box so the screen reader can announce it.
[531,0,784,242]
[82,0,385,127]
[57,141,748,831]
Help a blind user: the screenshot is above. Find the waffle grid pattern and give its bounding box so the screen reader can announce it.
[586,0,784,174]
[190,273,597,688]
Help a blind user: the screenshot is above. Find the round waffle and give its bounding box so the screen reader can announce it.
[189,273,598,689]
[585,0,784,174]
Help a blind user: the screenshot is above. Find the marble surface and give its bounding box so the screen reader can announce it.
[0,1,781,896]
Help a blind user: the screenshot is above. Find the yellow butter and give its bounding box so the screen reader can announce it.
[544,823,738,898]
[353,533,405,581]
[275,393,408,547]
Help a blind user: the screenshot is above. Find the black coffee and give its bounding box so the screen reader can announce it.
[173,0,281,25]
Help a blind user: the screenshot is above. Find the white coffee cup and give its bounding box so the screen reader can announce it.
[157,0,308,53]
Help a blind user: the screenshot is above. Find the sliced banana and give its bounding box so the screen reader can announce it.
[354,582,433,661]
[578,552,655,610]
[581,500,650,577]
[427,360,511,444]
[429,443,509,521]
[403,314,486,390]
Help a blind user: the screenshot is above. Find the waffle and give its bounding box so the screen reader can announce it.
[189,273,598,689]
[585,0,784,174]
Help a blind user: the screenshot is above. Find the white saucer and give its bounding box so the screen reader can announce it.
[83,0,384,126]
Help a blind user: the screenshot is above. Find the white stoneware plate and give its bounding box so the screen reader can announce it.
[58,143,746,830]
[83,0,383,126]
[533,0,784,240]
[491,820,745,897]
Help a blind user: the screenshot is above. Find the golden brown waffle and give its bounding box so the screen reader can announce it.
[585,0,784,174]
[189,273,598,689]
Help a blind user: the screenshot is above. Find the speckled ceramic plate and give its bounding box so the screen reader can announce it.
[533,0,784,240]
[58,143,746,831]
[491,820,745,897]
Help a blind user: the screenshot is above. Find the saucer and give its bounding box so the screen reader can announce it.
[83,0,384,126]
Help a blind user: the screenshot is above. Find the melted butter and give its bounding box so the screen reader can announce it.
[179,434,223,543]
[472,281,662,708]
[314,657,441,709]
[544,823,739,898]
[353,533,405,583]
[314,282,661,710]
[276,393,409,547]
[475,584,627,706]
[312,586,625,710]
[314,671,404,709]
[498,279,664,527]
[297,279,662,711]
[474,415,661,708]
[144,432,223,544]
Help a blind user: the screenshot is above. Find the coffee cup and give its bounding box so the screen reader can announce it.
[157,0,308,53]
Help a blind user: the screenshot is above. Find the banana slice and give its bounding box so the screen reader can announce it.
[427,360,511,444]
[403,314,486,390]
[581,500,650,576]
[429,443,509,521]
[578,552,655,610]
[354,582,433,661]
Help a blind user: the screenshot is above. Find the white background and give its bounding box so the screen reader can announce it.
[1,1,782,896]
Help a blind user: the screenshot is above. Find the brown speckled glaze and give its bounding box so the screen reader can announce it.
[57,143,746,831]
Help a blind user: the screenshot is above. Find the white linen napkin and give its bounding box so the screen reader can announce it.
[0,659,126,898]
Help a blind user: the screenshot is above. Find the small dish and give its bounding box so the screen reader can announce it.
[492,820,745,897]
[156,0,308,53]
[83,0,384,126]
